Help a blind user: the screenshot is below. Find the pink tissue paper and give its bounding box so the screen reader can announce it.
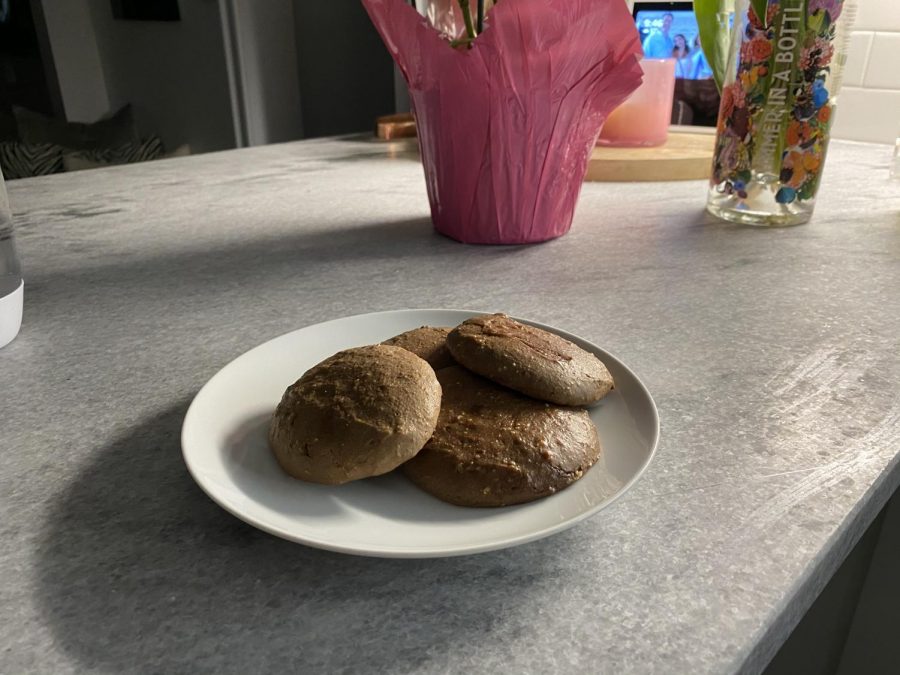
[363,0,643,244]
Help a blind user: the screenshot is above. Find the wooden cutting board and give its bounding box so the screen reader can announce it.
[375,115,716,182]
[586,129,716,182]
[376,113,417,140]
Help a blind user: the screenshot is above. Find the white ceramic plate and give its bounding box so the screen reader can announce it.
[182,309,659,558]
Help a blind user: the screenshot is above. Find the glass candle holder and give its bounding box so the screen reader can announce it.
[597,58,676,148]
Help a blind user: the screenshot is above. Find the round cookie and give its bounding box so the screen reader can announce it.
[381,326,455,369]
[269,344,441,485]
[447,313,614,406]
[403,366,601,507]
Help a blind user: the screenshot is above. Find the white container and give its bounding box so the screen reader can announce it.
[0,168,22,348]
[0,280,23,348]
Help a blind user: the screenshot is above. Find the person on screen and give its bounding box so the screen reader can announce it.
[673,34,693,78]
[642,12,674,58]
[691,35,714,79]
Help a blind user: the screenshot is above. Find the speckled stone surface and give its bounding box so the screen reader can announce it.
[1,136,898,674]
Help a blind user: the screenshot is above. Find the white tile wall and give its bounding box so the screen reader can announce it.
[842,31,872,87]
[863,32,900,89]
[853,0,900,31]
[832,0,900,144]
[835,87,900,143]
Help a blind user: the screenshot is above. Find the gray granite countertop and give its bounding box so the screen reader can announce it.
[2,136,899,674]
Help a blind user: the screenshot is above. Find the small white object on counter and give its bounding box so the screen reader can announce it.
[0,279,21,349]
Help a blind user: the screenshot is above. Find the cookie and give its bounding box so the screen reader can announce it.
[403,366,601,507]
[447,313,614,406]
[269,344,441,485]
[381,326,455,369]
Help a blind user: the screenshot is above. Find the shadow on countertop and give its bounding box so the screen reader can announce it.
[34,401,565,673]
[22,216,543,299]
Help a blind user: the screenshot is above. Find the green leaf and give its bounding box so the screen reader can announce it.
[693,0,736,93]
[694,0,771,93]
[808,10,826,34]
[750,0,769,28]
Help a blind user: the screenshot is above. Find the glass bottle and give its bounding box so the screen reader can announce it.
[707,0,858,226]
[891,118,900,181]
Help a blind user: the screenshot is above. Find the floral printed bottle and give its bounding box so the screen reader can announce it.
[707,0,857,226]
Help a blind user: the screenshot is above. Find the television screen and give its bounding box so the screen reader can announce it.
[634,4,713,80]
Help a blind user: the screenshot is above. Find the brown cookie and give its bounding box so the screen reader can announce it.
[447,313,614,406]
[381,326,455,369]
[269,344,441,485]
[403,366,601,507]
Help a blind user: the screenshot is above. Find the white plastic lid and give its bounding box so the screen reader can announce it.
[0,280,23,348]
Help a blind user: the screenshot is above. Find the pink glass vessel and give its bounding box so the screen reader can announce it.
[598,58,676,148]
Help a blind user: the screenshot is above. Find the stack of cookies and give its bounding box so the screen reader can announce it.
[269,314,614,507]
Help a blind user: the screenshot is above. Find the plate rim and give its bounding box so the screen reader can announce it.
[181,308,660,558]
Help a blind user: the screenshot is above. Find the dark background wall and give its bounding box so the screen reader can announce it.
[293,1,395,138]
[87,0,236,153]
[0,0,62,138]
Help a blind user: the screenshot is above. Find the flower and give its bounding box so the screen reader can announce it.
[739,69,758,90]
[788,164,807,188]
[812,79,829,108]
[802,151,822,173]
[731,105,751,139]
[749,37,773,62]
[776,187,797,204]
[781,148,823,190]
[741,36,773,63]
[786,120,813,147]
[748,6,763,29]
[749,2,781,30]
[799,37,835,71]
[719,86,735,124]
[718,135,742,175]
[817,104,832,124]
[732,82,747,109]
[817,39,835,67]
[809,0,843,22]
[792,85,818,121]
[719,82,746,119]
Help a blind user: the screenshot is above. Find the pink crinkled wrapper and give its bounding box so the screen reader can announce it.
[363,0,643,244]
